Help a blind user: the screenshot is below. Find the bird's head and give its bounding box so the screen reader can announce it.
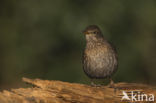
[83,25,101,36]
[83,25,103,42]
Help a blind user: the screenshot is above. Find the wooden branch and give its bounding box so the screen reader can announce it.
[0,78,155,103]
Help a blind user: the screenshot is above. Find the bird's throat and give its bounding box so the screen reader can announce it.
[85,35,98,43]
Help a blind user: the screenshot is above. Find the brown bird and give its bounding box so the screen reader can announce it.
[82,25,118,87]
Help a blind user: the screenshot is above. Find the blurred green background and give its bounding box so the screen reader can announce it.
[0,0,156,89]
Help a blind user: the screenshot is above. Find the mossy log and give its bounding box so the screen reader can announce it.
[0,78,155,103]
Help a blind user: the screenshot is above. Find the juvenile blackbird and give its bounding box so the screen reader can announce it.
[82,25,118,87]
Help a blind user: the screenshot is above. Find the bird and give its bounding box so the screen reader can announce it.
[82,25,118,87]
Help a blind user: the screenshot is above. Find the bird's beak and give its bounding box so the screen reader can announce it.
[82,30,89,35]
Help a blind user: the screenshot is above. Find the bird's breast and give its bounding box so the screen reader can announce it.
[83,43,118,78]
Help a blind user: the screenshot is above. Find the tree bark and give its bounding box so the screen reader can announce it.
[0,77,155,103]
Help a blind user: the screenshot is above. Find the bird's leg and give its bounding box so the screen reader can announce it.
[90,79,102,87]
[108,78,118,93]
[109,78,115,88]
[107,78,118,94]
[90,79,96,86]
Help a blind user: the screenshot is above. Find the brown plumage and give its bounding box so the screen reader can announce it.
[82,25,118,86]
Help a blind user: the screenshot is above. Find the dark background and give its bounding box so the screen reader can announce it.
[0,0,156,90]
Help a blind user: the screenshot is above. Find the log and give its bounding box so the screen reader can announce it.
[0,77,155,103]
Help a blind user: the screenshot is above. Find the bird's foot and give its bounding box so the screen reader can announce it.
[108,82,115,88]
[108,78,115,88]
[91,82,102,87]
[108,79,118,93]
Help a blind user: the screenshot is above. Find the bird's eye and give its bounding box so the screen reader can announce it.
[93,31,97,34]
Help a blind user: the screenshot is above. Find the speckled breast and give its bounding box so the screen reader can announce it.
[83,43,118,79]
